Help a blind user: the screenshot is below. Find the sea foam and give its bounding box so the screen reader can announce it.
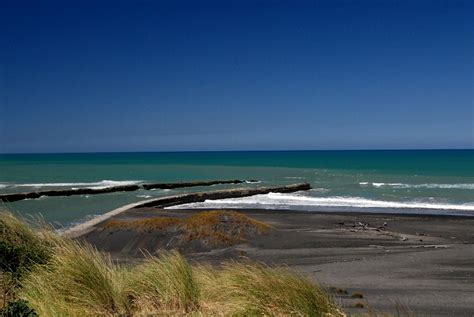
[361,182,474,189]
[167,192,474,212]
[9,180,143,190]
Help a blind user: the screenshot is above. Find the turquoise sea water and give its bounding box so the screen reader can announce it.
[1,150,473,226]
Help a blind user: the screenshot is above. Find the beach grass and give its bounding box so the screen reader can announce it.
[0,211,58,308]
[1,211,343,316]
[125,252,200,314]
[196,261,341,316]
[20,242,129,316]
[20,248,342,316]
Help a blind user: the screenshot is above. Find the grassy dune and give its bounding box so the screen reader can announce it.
[103,210,271,246]
[0,211,343,316]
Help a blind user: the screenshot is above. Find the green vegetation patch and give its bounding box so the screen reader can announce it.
[0,212,57,310]
[21,248,343,316]
[0,213,51,275]
[1,211,343,316]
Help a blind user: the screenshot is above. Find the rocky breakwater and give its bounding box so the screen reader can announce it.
[142,179,256,190]
[135,183,311,208]
[0,179,259,202]
[0,185,140,203]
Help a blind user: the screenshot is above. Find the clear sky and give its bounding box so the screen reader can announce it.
[0,0,472,153]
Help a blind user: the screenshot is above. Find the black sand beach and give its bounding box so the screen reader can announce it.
[80,207,474,316]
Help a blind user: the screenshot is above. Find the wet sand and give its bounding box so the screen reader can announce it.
[80,208,474,316]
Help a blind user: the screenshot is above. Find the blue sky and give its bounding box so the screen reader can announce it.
[0,0,472,153]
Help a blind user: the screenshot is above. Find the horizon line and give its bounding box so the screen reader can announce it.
[1,148,473,155]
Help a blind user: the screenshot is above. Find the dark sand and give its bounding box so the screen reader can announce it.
[80,208,474,316]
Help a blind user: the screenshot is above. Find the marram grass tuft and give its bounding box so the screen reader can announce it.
[1,211,343,316]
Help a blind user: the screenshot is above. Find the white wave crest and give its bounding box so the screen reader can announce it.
[11,180,143,190]
[309,188,330,193]
[372,182,391,187]
[167,192,474,212]
[364,182,474,190]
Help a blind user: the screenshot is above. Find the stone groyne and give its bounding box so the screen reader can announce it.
[142,179,257,190]
[135,183,310,209]
[0,179,256,202]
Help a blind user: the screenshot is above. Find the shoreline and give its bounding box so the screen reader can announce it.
[62,184,474,239]
[80,207,474,316]
[63,206,474,240]
[170,207,474,219]
[62,183,310,238]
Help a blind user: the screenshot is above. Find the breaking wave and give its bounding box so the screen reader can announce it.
[2,180,143,190]
[360,182,474,190]
[168,192,474,212]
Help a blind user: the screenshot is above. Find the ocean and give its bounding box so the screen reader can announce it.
[1,150,473,227]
